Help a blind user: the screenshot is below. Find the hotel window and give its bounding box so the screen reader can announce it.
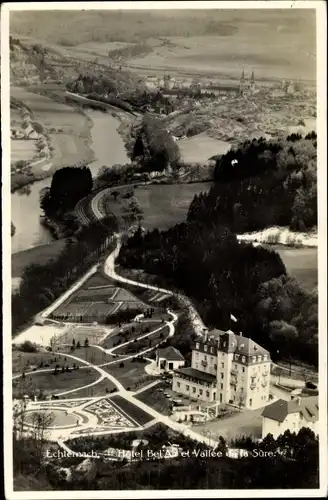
[199,389,203,395]
[220,383,223,390]
[221,373,224,379]
[192,387,196,393]
[204,345,208,352]
[221,362,224,368]
[195,352,199,358]
[235,354,239,361]
[206,391,210,398]
[234,364,237,370]
[204,355,207,361]
[214,364,217,370]
[234,387,236,392]
[196,343,200,350]
[242,367,245,373]
[210,346,214,354]
[186,385,190,391]
[242,356,246,363]
[258,355,262,362]
[264,355,268,361]
[177,382,181,388]
[252,356,256,363]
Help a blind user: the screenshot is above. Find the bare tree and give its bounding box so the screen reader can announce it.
[30,410,54,461]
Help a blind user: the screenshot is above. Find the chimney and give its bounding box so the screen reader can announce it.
[239,332,243,337]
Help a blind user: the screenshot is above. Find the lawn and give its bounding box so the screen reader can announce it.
[109,395,154,426]
[61,378,118,399]
[12,366,100,398]
[135,383,172,415]
[59,346,115,365]
[12,348,85,375]
[101,321,161,350]
[113,327,169,356]
[102,359,155,390]
[193,407,263,443]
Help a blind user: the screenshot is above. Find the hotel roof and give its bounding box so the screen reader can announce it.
[175,367,216,384]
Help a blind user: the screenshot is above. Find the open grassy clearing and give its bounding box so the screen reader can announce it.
[105,182,211,231]
[12,367,100,398]
[178,133,231,164]
[109,395,154,425]
[102,359,156,390]
[271,246,318,292]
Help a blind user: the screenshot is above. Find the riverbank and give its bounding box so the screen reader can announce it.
[11,87,96,193]
[237,226,318,248]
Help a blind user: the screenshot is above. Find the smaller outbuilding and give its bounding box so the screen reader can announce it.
[156,346,185,372]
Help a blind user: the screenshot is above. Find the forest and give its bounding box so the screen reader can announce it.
[40,166,93,217]
[130,114,181,171]
[13,423,318,490]
[12,217,117,334]
[188,133,317,233]
[118,219,318,366]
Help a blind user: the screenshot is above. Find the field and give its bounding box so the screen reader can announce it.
[11,10,315,81]
[11,139,37,163]
[102,359,155,390]
[107,182,211,231]
[273,246,318,292]
[12,367,100,398]
[178,133,231,164]
[11,86,94,188]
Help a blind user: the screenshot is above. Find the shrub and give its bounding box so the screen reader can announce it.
[18,341,37,353]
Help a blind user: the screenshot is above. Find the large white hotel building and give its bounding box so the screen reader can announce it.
[172,329,271,410]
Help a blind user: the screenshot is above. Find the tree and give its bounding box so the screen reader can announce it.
[76,341,81,349]
[84,338,89,348]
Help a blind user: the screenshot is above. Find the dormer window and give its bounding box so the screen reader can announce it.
[252,356,256,363]
[258,355,262,362]
[264,355,267,361]
[196,343,200,350]
[242,356,246,363]
[210,346,214,354]
[235,354,239,361]
[204,345,208,352]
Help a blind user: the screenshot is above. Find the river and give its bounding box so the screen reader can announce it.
[11,110,129,254]
[11,108,318,292]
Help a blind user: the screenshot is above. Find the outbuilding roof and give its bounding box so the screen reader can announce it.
[157,346,185,362]
[262,396,319,423]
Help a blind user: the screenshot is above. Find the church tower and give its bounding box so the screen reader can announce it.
[240,69,245,95]
[250,70,256,92]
